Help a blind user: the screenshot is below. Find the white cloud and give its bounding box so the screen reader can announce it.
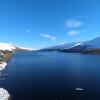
[40,34,56,41]
[25,29,32,32]
[60,42,67,45]
[68,30,79,36]
[65,19,82,28]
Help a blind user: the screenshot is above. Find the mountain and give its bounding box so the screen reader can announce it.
[41,42,83,51]
[82,37,100,49]
[62,45,89,53]
[16,47,34,51]
[0,43,34,51]
[40,37,100,53]
[0,43,16,51]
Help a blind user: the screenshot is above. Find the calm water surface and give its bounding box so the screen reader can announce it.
[0,51,100,100]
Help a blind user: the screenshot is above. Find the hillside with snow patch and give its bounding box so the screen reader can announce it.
[41,37,100,51]
[0,43,16,51]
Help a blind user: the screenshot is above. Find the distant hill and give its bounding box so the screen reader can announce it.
[41,42,83,51]
[40,37,100,54]
[0,43,34,52]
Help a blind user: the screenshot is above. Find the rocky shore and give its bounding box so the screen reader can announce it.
[0,50,15,71]
[0,50,15,100]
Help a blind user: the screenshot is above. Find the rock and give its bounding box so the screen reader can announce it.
[0,88,10,100]
[75,88,84,91]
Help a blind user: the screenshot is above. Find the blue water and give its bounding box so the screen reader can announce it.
[0,51,100,100]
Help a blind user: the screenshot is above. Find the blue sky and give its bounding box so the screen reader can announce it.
[0,0,100,49]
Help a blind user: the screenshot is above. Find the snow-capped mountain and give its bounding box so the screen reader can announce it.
[0,43,16,51]
[41,42,83,51]
[82,37,100,49]
[0,43,34,51]
[41,37,100,51]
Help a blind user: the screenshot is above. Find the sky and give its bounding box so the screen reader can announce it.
[0,0,100,49]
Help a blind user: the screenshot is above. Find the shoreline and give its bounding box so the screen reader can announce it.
[0,51,14,100]
[0,62,7,71]
[0,51,15,71]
